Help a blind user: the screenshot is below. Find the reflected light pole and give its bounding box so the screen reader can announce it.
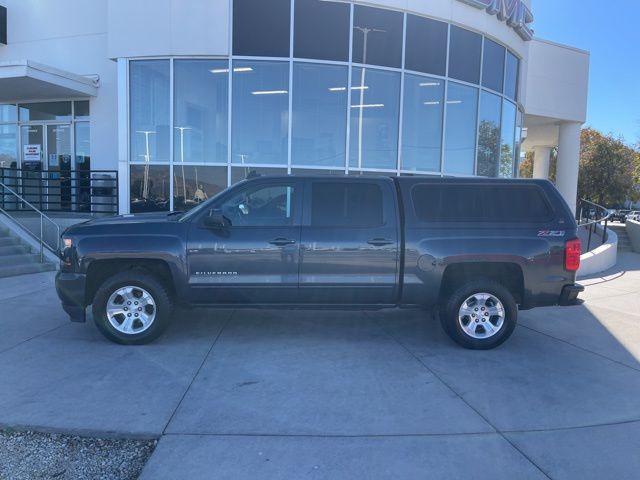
[175,126,192,202]
[353,26,385,169]
[136,130,156,199]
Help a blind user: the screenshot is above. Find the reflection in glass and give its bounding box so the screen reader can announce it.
[233,0,290,57]
[291,168,345,176]
[448,26,482,85]
[174,59,228,164]
[482,39,505,93]
[74,101,90,119]
[505,52,519,100]
[0,104,17,123]
[130,165,170,212]
[232,61,289,166]
[19,102,72,122]
[75,122,91,212]
[294,0,350,62]
[401,75,444,172]
[231,167,287,184]
[405,15,448,76]
[500,100,517,178]
[0,124,17,169]
[477,92,502,177]
[173,165,227,211]
[292,63,347,167]
[352,6,403,69]
[443,83,478,175]
[349,67,400,170]
[130,60,170,163]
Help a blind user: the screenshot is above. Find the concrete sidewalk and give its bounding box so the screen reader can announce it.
[0,253,639,479]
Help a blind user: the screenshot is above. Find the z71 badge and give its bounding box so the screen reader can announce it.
[538,230,565,237]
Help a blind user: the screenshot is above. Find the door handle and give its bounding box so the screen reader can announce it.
[269,238,296,246]
[367,238,394,247]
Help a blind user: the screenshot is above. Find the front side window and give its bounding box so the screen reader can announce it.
[311,182,383,227]
[219,183,297,227]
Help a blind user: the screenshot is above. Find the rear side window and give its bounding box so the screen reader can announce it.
[411,184,552,222]
[311,182,383,227]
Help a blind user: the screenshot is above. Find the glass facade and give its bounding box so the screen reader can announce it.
[127,0,522,211]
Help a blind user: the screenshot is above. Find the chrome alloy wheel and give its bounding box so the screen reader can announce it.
[106,286,156,335]
[457,292,505,339]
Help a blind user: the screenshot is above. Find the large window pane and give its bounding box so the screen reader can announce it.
[500,100,517,178]
[482,38,505,93]
[349,67,400,170]
[294,0,350,62]
[0,124,17,169]
[352,6,403,69]
[19,102,71,122]
[130,60,170,163]
[0,104,17,123]
[448,26,482,84]
[405,15,448,76]
[401,75,444,172]
[292,63,347,168]
[173,165,227,211]
[130,165,170,213]
[291,168,345,176]
[477,91,502,177]
[232,61,289,166]
[174,60,228,165]
[443,82,478,175]
[233,0,290,57]
[231,166,287,184]
[74,101,90,119]
[505,51,519,100]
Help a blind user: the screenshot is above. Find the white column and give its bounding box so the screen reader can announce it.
[532,146,552,179]
[556,122,582,215]
[116,58,130,215]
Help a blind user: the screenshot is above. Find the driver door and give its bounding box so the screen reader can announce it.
[186,178,302,305]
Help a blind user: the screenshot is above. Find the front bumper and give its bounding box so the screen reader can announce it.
[559,283,584,306]
[55,271,87,322]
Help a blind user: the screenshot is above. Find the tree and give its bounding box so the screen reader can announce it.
[577,128,638,207]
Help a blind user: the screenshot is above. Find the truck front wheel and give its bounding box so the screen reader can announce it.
[92,270,173,345]
[440,280,517,350]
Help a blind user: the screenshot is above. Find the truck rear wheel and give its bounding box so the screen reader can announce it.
[92,270,173,345]
[440,279,517,350]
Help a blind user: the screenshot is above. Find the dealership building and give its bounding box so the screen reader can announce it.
[0,0,589,215]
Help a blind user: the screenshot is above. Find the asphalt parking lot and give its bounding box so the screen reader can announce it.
[1,253,640,479]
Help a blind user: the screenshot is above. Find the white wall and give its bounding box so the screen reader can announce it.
[524,38,590,123]
[0,0,118,171]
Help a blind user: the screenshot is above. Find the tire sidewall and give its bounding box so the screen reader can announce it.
[442,280,517,350]
[92,271,171,345]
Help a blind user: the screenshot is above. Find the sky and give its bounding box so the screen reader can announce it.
[532,0,640,145]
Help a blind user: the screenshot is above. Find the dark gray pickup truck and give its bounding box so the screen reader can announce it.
[55,175,583,349]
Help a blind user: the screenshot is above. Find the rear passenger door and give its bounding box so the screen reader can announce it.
[298,178,399,305]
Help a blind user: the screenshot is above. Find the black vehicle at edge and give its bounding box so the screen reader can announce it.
[55,175,584,349]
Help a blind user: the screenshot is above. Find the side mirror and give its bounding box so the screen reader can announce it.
[203,212,230,229]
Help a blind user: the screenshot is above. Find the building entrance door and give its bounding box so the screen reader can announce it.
[20,123,72,210]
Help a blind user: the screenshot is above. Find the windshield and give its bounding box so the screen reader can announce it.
[179,188,230,222]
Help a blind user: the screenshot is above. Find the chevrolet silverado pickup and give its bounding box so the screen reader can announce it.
[55,175,583,349]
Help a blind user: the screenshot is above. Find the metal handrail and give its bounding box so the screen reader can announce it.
[577,199,611,252]
[0,180,61,262]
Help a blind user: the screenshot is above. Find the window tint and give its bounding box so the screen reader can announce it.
[505,51,519,101]
[219,184,297,226]
[233,0,290,57]
[352,6,403,68]
[411,184,552,222]
[294,0,350,62]
[482,39,505,93]
[19,102,72,122]
[405,15,448,76]
[311,182,384,227]
[448,26,482,84]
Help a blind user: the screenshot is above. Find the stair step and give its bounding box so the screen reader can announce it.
[0,262,56,279]
[0,253,43,266]
[0,236,21,247]
[0,245,31,256]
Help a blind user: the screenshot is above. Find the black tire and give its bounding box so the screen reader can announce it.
[439,279,517,350]
[92,269,173,345]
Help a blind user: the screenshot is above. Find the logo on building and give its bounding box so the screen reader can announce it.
[457,0,534,41]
